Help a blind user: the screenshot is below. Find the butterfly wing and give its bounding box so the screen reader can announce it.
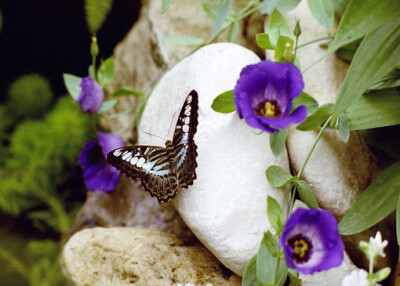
[172,90,199,188]
[107,145,179,203]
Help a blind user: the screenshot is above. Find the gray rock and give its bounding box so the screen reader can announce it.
[62,227,241,286]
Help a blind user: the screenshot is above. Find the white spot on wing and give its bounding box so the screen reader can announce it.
[187,95,192,103]
[130,157,138,165]
[184,117,190,124]
[122,152,132,160]
[136,157,145,167]
[183,125,189,132]
[185,109,191,116]
[113,150,121,156]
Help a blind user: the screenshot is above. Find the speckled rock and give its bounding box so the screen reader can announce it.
[138,42,290,276]
[62,227,241,286]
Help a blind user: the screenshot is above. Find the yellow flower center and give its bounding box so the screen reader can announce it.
[263,101,278,117]
[293,238,309,258]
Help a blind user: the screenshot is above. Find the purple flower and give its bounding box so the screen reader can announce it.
[79,132,125,193]
[234,60,306,133]
[76,76,104,114]
[280,208,344,274]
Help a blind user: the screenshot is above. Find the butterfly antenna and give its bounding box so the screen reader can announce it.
[168,111,178,137]
[142,131,166,141]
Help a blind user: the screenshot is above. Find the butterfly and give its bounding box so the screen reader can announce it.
[107,90,199,203]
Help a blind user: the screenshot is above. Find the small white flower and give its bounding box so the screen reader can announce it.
[369,231,388,258]
[342,269,369,286]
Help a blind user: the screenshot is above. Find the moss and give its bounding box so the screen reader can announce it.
[7,73,54,119]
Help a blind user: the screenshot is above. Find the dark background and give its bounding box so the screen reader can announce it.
[0,0,142,101]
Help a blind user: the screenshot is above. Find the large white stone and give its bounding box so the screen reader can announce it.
[138,43,290,275]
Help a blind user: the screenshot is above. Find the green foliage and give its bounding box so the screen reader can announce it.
[211,90,235,113]
[63,73,82,100]
[161,0,172,13]
[97,57,114,88]
[344,88,400,130]
[84,0,113,34]
[269,129,287,157]
[0,97,92,221]
[331,17,400,122]
[8,74,53,120]
[339,163,400,235]
[259,0,301,14]
[297,180,319,209]
[329,0,400,52]
[307,0,334,28]
[296,103,334,131]
[162,35,206,46]
[267,196,285,233]
[268,9,291,47]
[256,33,274,50]
[266,165,294,187]
[242,255,260,286]
[211,0,233,39]
[112,87,143,97]
[291,92,319,116]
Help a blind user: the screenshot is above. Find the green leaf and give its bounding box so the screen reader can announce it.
[269,129,288,157]
[397,193,400,245]
[297,180,319,209]
[228,21,239,42]
[84,0,113,34]
[267,196,285,232]
[88,64,95,79]
[256,33,274,50]
[97,57,114,88]
[162,35,206,47]
[296,103,334,131]
[112,87,143,97]
[288,268,302,285]
[211,90,235,113]
[335,40,360,62]
[371,67,400,90]
[256,234,277,285]
[329,0,400,52]
[211,0,233,39]
[268,8,292,47]
[307,0,334,28]
[373,267,391,282]
[331,17,400,122]
[338,114,350,142]
[344,89,400,130]
[266,165,294,187]
[292,92,319,115]
[259,0,301,14]
[63,73,82,100]
[98,99,119,113]
[161,0,172,14]
[263,231,280,256]
[242,255,261,286]
[339,163,400,235]
[274,35,294,60]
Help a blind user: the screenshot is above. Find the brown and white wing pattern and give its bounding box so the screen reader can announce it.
[172,90,199,188]
[107,145,179,202]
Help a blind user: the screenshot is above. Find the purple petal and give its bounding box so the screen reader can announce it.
[97,132,125,157]
[280,208,344,274]
[76,76,104,114]
[78,140,120,193]
[233,60,304,133]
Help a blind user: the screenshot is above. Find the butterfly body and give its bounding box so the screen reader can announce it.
[107,90,199,203]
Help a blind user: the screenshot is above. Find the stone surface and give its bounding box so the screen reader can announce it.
[264,0,397,270]
[138,42,290,276]
[62,227,241,286]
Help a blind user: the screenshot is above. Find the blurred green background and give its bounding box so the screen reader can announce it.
[0,1,140,285]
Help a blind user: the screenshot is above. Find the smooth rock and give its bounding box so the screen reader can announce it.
[138,43,290,276]
[264,0,396,270]
[62,227,241,286]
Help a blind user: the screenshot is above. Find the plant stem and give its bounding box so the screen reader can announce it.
[295,35,333,50]
[274,257,281,285]
[297,115,332,179]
